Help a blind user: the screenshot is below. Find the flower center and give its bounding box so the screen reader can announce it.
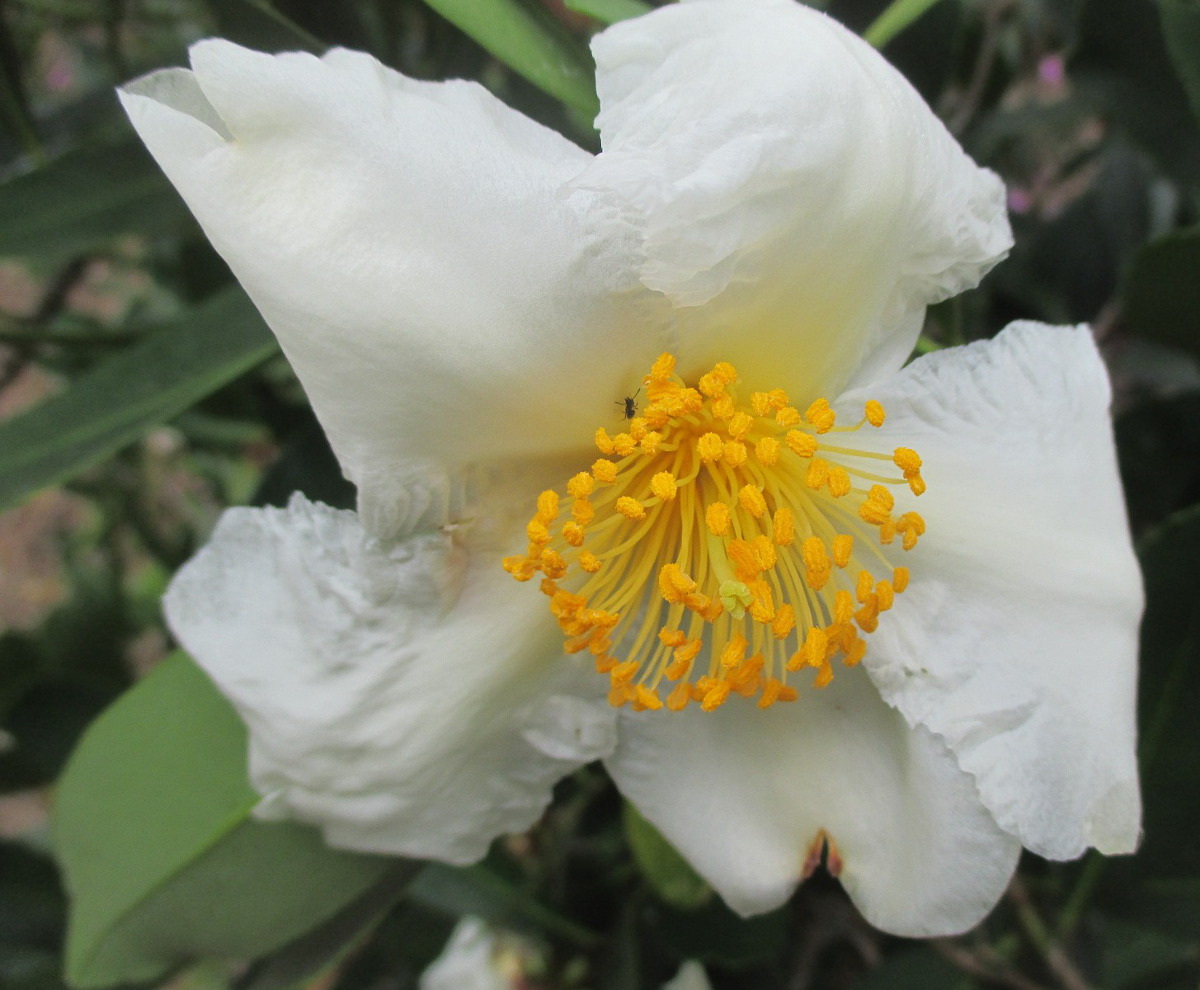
[503,354,926,713]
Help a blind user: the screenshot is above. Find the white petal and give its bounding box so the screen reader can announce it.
[842,322,1142,859]
[572,0,1011,396]
[120,42,666,538]
[605,668,1020,937]
[661,961,712,990]
[419,919,511,990]
[164,490,617,863]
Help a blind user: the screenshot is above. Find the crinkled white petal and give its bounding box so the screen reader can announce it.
[163,489,617,863]
[841,322,1142,860]
[120,41,666,538]
[605,667,1021,937]
[572,0,1011,397]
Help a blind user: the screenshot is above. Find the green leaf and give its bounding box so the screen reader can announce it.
[420,0,599,116]
[1131,504,1200,876]
[0,141,191,257]
[0,287,277,513]
[54,653,393,988]
[408,863,599,947]
[1121,226,1200,360]
[864,0,946,48]
[621,802,711,910]
[1158,0,1200,125]
[563,0,650,24]
[852,946,973,990]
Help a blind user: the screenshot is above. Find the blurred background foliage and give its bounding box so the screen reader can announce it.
[0,0,1198,987]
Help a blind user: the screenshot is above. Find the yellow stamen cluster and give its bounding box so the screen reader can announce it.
[502,354,927,713]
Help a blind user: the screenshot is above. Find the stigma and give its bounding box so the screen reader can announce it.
[502,354,926,713]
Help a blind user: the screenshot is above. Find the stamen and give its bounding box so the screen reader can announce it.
[504,354,927,712]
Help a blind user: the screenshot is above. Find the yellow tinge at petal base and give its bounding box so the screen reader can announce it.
[503,355,927,713]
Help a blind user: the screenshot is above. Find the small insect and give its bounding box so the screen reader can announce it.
[616,388,641,420]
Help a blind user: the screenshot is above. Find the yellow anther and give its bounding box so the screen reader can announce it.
[697,371,726,397]
[856,570,875,603]
[664,682,690,710]
[610,660,639,685]
[648,353,675,382]
[772,603,796,639]
[634,685,663,711]
[855,598,880,633]
[573,499,595,526]
[752,534,777,570]
[723,440,748,467]
[766,388,789,410]
[738,484,768,518]
[701,680,732,712]
[805,458,830,490]
[502,555,537,581]
[804,398,836,433]
[712,361,738,384]
[897,511,926,549]
[758,678,783,709]
[834,589,854,625]
[627,417,649,442]
[748,581,776,623]
[893,566,910,592]
[865,400,886,427]
[728,411,754,439]
[721,635,749,670]
[579,551,602,573]
[803,626,828,668]
[801,537,830,583]
[703,502,730,538]
[755,436,780,465]
[832,534,853,568]
[608,682,635,707]
[562,522,585,547]
[541,549,568,579]
[814,663,835,689]
[876,580,895,611]
[775,406,801,428]
[712,393,735,420]
[879,518,896,544]
[659,563,696,603]
[893,448,922,474]
[527,519,551,545]
[567,472,595,498]
[651,471,678,501]
[908,474,927,496]
[844,637,867,667]
[612,433,637,456]
[641,431,663,454]
[697,432,725,462]
[828,465,851,498]
[591,459,618,484]
[750,392,772,417]
[536,490,560,521]
[727,540,762,580]
[772,507,795,546]
[672,637,703,667]
[595,428,615,455]
[785,430,818,457]
[616,496,645,520]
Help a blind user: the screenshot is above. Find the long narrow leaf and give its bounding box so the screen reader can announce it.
[564,0,651,24]
[864,0,946,48]
[0,287,277,511]
[420,0,599,116]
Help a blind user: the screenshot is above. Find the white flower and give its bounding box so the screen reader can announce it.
[120,0,1142,938]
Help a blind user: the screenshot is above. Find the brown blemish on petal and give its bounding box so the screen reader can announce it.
[801,828,829,879]
[800,828,844,878]
[825,837,844,877]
